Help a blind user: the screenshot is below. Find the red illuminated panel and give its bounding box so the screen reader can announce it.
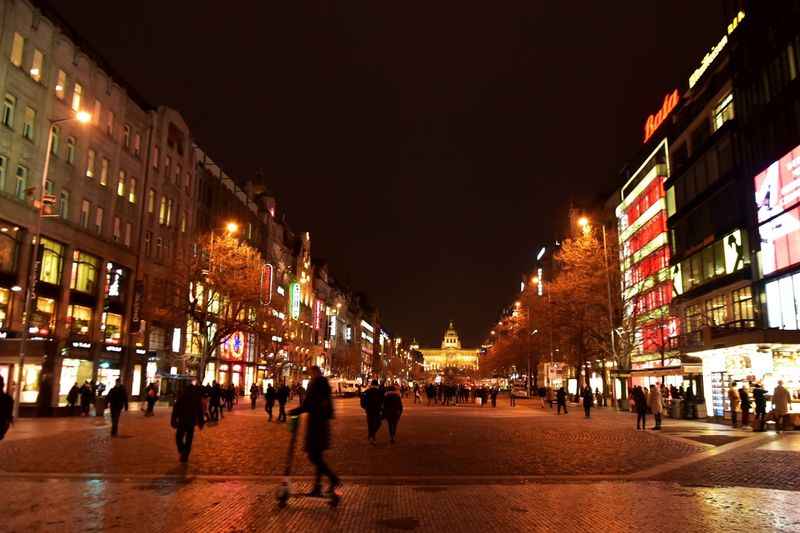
[627,212,667,257]
[624,176,665,229]
[755,143,800,223]
[759,205,800,275]
[628,247,670,285]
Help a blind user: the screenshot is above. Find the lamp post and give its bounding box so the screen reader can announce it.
[12,111,91,418]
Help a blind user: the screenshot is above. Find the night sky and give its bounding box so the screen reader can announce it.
[51,1,724,348]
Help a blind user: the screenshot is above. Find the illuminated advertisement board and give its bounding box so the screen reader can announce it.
[259,264,273,305]
[759,205,800,276]
[755,143,800,223]
[289,282,301,320]
[220,331,246,360]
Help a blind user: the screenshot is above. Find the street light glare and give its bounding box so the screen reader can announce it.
[225,221,239,234]
[578,216,590,228]
[75,110,92,124]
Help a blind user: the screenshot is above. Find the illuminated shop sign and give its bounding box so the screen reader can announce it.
[643,90,679,143]
[313,300,323,330]
[105,345,123,353]
[759,206,800,276]
[71,341,92,349]
[345,325,353,341]
[277,285,285,296]
[135,348,147,355]
[220,331,246,360]
[755,143,800,223]
[688,11,744,89]
[260,264,273,305]
[360,320,374,332]
[289,282,301,320]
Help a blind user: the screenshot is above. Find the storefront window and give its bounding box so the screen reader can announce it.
[731,287,754,327]
[105,262,127,302]
[67,304,93,336]
[0,224,19,273]
[97,366,120,392]
[705,295,727,326]
[70,250,100,294]
[132,364,142,396]
[766,273,800,330]
[21,363,41,403]
[145,361,158,386]
[102,312,123,344]
[39,238,65,285]
[31,296,56,333]
[0,287,9,329]
[58,358,93,405]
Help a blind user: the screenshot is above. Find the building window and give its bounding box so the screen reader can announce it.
[705,295,727,327]
[122,124,131,148]
[93,99,101,125]
[147,189,155,214]
[124,222,132,247]
[70,250,100,294]
[144,231,152,256]
[0,224,19,273]
[0,155,6,190]
[128,177,137,203]
[65,137,76,164]
[67,304,93,336]
[175,164,181,184]
[58,190,69,219]
[112,216,121,242]
[51,125,60,155]
[155,237,163,260]
[117,170,126,197]
[32,296,56,333]
[713,92,734,132]
[102,312,123,344]
[133,133,141,157]
[106,110,114,136]
[86,149,96,177]
[152,145,159,168]
[159,196,168,225]
[55,70,66,100]
[10,33,24,67]
[164,156,171,178]
[14,165,28,200]
[71,83,83,112]
[3,94,15,128]
[180,210,187,233]
[22,106,35,140]
[79,199,90,228]
[0,288,10,329]
[166,199,174,226]
[100,158,109,186]
[94,206,104,234]
[30,49,44,82]
[731,287,754,327]
[39,238,65,285]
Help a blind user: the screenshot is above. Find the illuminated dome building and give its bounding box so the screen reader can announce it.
[420,322,479,372]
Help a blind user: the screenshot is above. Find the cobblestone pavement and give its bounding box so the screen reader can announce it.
[1,479,798,532]
[2,397,798,531]
[0,398,711,477]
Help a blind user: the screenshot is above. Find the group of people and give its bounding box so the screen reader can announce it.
[728,380,794,431]
[420,382,500,407]
[629,384,665,430]
[361,379,404,444]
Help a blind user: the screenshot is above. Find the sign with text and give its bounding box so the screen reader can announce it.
[755,143,800,223]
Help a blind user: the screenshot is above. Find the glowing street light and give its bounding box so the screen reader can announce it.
[578,216,590,228]
[225,221,239,234]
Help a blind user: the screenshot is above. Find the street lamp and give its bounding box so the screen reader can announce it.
[225,221,239,235]
[13,110,92,418]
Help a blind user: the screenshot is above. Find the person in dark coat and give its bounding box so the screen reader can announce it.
[361,379,384,444]
[0,376,13,440]
[634,386,647,430]
[250,383,259,410]
[264,383,276,421]
[289,366,339,496]
[66,383,80,415]
[106,379,128,437]
[79,381,93,416]
[145,383,158,416]
[171,384,205,462]
[277,382,289,422]
[383,385,404,444]
[556,386,568,415]
[581,385,593,418]
[753,383,767,431]
[739,385,752,428]
[209,381,222,421]
[490,387,498,407]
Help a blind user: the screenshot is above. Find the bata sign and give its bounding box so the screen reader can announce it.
[688,11,745,89]
[643,90,679,143]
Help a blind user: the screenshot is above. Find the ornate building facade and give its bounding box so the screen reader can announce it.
[421,322,479,372]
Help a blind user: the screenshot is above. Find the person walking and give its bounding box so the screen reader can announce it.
[250,382,259,410]
[510,387,517,407]
[296,383,306,406]
[277,382,289,422]
[772,380,792,431]
[66,382,80,415]
[753,382,767,431]
[289,366,340,496]
[209,381,222,422]
[414,383,421,404]
[79,381,93,416]
[649,384,663,430]
[581,385,593,418]
[728,383,740,427]
[144,383,158,416]
[171,384,205,463]
[361,379,384,444]
[383,384,403,444]
[106,379,128,437]
[490,386,498,407]
[634,386,648,430]
[265,383,276,421]
[556,386,568,415]
[739,384,751,429]
[0,376,13,440]
[225,384,235,412]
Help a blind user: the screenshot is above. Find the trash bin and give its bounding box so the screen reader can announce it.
[670,399,682,418]
[95,397,106,417]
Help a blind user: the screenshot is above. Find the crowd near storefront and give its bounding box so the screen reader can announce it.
[0,0,414,416]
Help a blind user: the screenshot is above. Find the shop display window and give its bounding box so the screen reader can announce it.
[731,287,755,327]
[97,367,120,392]
[0,224,19,273]
[21,363,40,403]
[101,312,123,344]
[131,364,142,396]
[70,250,100,294]
[0,287,9,329]
[67,304,93,335]
[31,296,56,333]
[39,238,64,285]
[58,358,93,405]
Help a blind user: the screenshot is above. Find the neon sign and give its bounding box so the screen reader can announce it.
[643,90,679,143]
[259,264,273,305]
[289,282,300,320]
[688,11,745,89]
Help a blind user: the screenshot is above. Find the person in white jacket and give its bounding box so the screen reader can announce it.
[772,381,792,431]
[649,384,663,430]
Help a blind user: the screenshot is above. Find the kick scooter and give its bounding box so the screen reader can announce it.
[276,415,340,508]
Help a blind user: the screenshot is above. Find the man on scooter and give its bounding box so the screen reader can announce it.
[289,366,340,496]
